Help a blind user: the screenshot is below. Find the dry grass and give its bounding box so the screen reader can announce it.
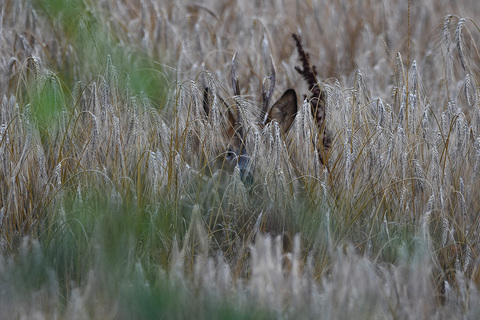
[1,0,480,318]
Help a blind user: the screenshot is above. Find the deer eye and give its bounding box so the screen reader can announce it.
[225,148,236,162]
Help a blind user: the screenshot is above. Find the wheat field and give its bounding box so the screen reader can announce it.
[1,0,480,318]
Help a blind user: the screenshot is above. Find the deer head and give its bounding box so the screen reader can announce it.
[202,86,297,184]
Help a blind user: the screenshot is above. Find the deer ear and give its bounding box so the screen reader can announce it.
[267,89,298,132]
[219,96,237,138]
[227,106,236,132]
[203,88,238,139]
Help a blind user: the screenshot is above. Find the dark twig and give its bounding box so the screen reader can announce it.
[292,33,319,98]
[292,33,331,163]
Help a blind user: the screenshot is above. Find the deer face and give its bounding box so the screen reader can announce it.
[203,88,298,184]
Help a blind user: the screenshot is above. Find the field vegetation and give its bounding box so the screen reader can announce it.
[1,0,480,318]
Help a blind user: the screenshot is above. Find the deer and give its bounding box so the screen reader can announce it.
[202,85,298,184]
[200,34,331,272]
[201,34,330,185]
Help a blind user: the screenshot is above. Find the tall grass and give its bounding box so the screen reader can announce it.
[1,0,480,318]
